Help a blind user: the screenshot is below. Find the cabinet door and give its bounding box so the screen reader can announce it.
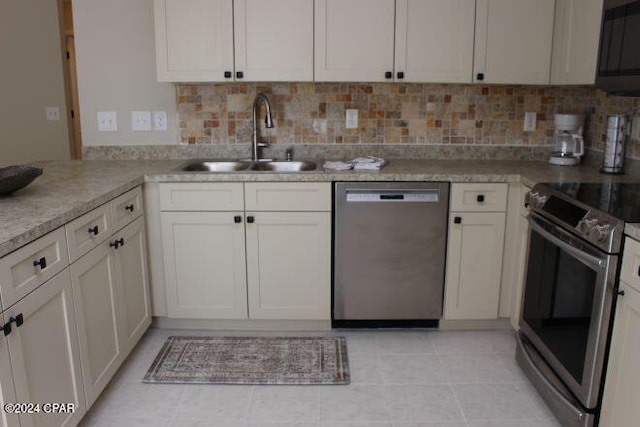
[246,212,331,320]
[70,243,121,408]
[234,0,313,81]
[474,0,555,84]
[154,0,234,82]
[395,0,475,83]
[113,217,151,354]
[445,212,506,320]
[600,282,640,427]
[6,269,86,427]
[315,0,395,82]
[551,0,603,85]
[0,335,18,427]
[162,212,247,319]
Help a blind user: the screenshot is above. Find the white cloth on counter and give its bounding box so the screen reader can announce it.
[323,161,354,170]
[351,156,387,170]
[323,156,388,170]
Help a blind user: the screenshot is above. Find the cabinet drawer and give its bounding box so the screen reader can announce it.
[622,237,640,292]
[0,228,68,309]
[111,186,144,231]
[160,183,244,211]
[244,183,331,211]
[450,183,508,212]
[66,204,112,263]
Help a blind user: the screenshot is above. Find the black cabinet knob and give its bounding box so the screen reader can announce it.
[618,290,626,296]
[88,225,99,235]
[1,323,11,336]
[385,71,393,79]
[224,71,232,78]
[234,215,242,223]
[10,314,23,327]
[110,238,125,249]
[397,71,404,79]
[476,73,484,81]
[236,71,244,79]
[454,216,462,224]
[125,204,135,212]
[247,216,255,224]
[477,194,485,203]
[33,257,47,269]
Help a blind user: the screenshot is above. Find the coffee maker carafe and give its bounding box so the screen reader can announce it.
[549,114,585,166]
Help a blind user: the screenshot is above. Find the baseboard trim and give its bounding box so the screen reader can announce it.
[152,316,331,331]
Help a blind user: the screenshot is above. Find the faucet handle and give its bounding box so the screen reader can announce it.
[285,148,293,161]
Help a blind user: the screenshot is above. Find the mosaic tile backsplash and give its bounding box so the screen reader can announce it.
[177,83,640,159]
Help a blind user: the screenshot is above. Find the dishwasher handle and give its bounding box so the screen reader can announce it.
[345,189,441,203]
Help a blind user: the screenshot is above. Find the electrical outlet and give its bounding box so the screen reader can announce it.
[97,111,118,132]
[346,109,358,129]
[132,111,152,131]
[524,112,537,132]
[154,111,168,131]
[45,106,60,121]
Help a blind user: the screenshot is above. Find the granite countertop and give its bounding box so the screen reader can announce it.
[2,158,640,258]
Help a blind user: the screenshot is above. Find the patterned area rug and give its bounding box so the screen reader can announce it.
[143,336,350,385]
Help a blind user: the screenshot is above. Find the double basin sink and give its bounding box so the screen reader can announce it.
[177,159,321,173]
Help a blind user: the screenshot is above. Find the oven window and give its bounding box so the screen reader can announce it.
[523,229,597,384]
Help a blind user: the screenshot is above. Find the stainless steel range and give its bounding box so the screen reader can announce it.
[517,182,640,427]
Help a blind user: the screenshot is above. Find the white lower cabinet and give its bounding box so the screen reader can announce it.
[600,237,640,426]
[162,211,248,319]
[70,217,151,407]
[445,183,507,320]
[160,182,331,321]
[0,334,18,427]
[3,269,86,427]
[246,211,331,320]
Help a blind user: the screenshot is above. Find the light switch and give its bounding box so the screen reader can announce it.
[523,112,537,132]
[97,112,118,132]
[346,109,358,129]
[132,111,152,131]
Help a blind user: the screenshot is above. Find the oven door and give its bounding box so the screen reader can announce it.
[519,212,617,410]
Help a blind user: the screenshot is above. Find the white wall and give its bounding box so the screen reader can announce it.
[73,0,178,146]
[0,0,71,165]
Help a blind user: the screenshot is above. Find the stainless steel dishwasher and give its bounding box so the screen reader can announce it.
[333,182,449,326]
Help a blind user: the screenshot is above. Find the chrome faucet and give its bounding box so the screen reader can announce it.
[251,93,274,161]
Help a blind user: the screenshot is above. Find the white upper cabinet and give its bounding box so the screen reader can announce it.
[474,0,556,84]
[550,0,604,85]
[155,0,234,82]
[395,0,475,83]
[155,0,313,82]
[315,0,396,82]
[234,0,314,81]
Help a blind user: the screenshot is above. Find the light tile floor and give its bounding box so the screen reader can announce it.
[79,328,562,427]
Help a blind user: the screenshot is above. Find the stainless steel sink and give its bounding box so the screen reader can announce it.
[177,160,252,172]
[250,160,318,172]
[175,159,320,173]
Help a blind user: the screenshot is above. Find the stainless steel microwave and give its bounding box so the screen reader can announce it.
[596,0,640,95]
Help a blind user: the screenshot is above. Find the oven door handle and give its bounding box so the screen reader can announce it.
[528,215,606,270]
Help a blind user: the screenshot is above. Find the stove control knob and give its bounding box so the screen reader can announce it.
[595,223,611,243]
[578,218,598,236]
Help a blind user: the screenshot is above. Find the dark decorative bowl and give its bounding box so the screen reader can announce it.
[0,165,43,196]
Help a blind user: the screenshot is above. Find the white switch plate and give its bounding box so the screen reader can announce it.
[132,111,152,131]
[97,111,118,132]
[45,106,60,121]
[523,112,537,132]
[346,109,358,129]
[153,111,168,131]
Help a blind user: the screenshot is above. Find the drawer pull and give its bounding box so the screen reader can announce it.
[637,265,640,277]
[234,215,242,223]
[477,194,485,203]
[110,238,125,249]
[1,323,11,336]
[125,204,135,212]
[88,225,99,235]
[247,216,255,224]
[33,257,47,269]
[10,314,23,328]
[454,216,462,224]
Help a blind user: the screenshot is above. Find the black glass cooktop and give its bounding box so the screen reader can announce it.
[547,182,640,223]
